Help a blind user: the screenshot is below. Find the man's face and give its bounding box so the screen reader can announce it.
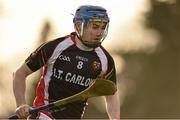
[80,20,108,47]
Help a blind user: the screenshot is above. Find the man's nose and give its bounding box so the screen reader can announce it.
[96,29,103,36]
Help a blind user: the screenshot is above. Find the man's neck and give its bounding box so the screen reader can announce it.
[75,36,93,51]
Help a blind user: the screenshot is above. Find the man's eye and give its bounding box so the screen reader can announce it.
[101,27,106,30]
[92,26,99,29]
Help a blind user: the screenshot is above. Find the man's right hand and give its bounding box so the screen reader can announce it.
[15,104,31,118]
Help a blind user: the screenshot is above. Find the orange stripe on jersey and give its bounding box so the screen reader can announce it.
[33,65,47,108]
[104,67,114,79]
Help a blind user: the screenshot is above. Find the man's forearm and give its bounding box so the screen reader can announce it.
[105,92,120,119]
[13,72,26,107]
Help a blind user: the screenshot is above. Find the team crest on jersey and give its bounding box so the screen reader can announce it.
[92,61,101,71]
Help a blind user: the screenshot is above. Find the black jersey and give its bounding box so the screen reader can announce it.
[25,32,116,119]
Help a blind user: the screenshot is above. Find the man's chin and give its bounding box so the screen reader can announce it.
[83,41,101,48]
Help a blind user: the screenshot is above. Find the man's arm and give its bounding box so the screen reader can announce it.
[104,90,120,119]
[13,63,33,118]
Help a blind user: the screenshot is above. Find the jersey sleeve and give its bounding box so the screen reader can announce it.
[25,38,62,72]
[25,42,50,72]
[104,57,117,84]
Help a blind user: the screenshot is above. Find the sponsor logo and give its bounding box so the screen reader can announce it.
[58,55,70,62]
[53,68,94,87]
[75,55,88,62]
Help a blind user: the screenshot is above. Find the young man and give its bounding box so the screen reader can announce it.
[13,5,120,119]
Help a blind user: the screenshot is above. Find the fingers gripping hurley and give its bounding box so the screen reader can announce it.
[9,79,117,119]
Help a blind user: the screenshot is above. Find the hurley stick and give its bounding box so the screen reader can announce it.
[9,79,117,119]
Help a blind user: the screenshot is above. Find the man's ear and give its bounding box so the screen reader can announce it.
[75,21,81,32]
